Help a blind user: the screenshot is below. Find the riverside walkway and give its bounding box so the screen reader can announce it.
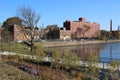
[79,61,120,70]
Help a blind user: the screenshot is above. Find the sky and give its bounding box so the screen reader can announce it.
[0,0,120,30]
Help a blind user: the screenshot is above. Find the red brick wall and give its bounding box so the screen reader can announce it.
[63,18,100,39]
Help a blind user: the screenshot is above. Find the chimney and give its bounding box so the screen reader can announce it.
[110,20,112,32]
[79,18,86,22]
[110,20,112,38]
[63,27,66,30]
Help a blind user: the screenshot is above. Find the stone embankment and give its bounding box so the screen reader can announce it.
[36,39,120,47]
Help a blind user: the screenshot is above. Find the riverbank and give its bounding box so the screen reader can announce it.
[35,39,120,47]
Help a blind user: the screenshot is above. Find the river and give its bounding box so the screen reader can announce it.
[46,42,120,63]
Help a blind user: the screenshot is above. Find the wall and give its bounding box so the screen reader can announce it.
[12,24,40,42]
[63,18,100,39]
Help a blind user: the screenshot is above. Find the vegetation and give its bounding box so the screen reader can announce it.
[0,62,41,80]
[34,45,45,61]
[0,54,85,80]
[0,45,90,80]
[2,17,22,28]
[62,50,80,70]
[51,49,61,69]
[1,42,31,54]
[102,36,108,42]
[17,5,40,52]
[85,53,99,80]
[100,30,110,40]
[109,60,120,80]
[73,24,91,39]
[46,24,60,39]
[1,44,120,80]
[1,2,120,80]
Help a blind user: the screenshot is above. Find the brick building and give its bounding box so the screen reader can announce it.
[61,18,100,39]
[1,24,40,42]
[60,27,71,40]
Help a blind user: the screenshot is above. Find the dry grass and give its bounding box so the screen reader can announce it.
[0,60,85,80]
[0,62,41,80]
[0,54,86,80]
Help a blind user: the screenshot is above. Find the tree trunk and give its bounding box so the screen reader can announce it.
[0,54,1,61]
[31,36,34,52]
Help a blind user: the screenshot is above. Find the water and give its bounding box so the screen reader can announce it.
[46,42,120,63]
[100,42,120,63]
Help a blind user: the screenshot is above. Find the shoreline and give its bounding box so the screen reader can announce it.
[36,39,120,47]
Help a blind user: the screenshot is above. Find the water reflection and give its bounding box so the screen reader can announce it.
[46,44,100,61]
[46,42,120,63]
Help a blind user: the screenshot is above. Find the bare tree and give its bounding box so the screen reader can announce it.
[82,24,90,38]
[74,25,90,39]
[17,6,40,52]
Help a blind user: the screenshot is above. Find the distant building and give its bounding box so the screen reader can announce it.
[40,28,49,39]
[109,20,120,39]
[60,18,100,40]
[1,24,40,42]
[112,31,120,39]
[40,26,59,39]
[60,27,71,40]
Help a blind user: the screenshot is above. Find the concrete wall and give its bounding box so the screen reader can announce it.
[36,40,120,48]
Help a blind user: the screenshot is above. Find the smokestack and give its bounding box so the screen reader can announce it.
[110,20,112,39]
[110,20,112,32]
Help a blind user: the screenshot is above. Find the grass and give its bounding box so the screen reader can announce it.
[0,56,85,80]
[0,62,41,80]
[1,42,31,54]
[0,42,109,80]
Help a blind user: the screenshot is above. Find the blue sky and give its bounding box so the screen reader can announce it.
[0,0,120,30]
